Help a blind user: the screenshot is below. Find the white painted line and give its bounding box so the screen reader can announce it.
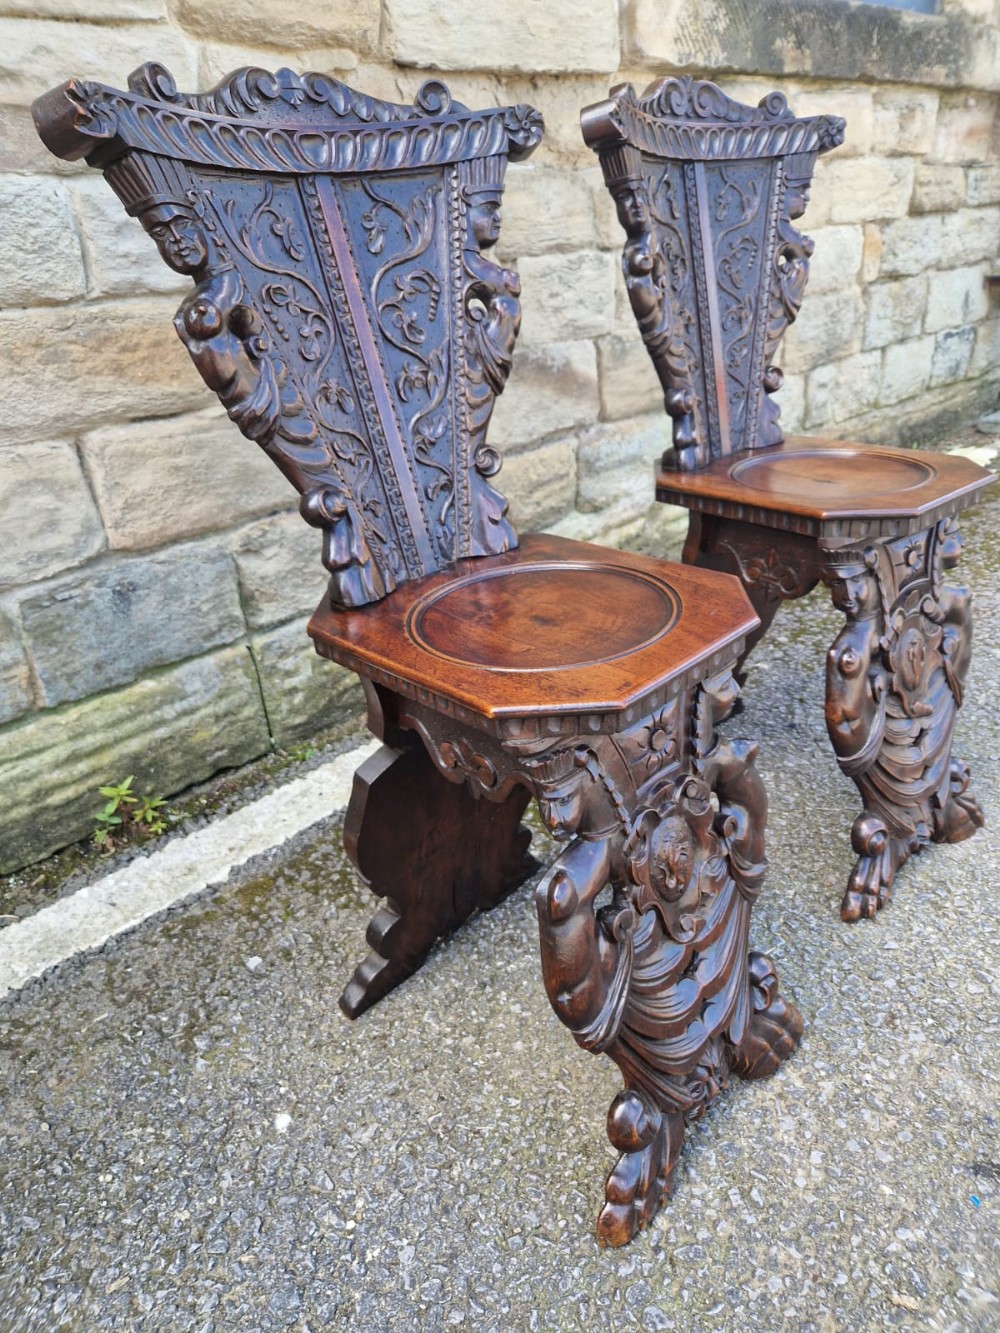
[0,739,380,1000]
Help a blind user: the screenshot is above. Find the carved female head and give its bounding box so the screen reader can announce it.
[139,202,209,274]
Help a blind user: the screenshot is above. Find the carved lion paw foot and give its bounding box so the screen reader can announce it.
[596,1091,684,1248]
[729,951,803,1080]
[841,814,914,921]
[933,759,985,845]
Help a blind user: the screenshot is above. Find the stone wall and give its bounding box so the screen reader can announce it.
[1,0,998,871]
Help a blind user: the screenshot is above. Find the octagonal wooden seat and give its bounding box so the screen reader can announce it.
[584,77,995,922]
[34,64,802,1246]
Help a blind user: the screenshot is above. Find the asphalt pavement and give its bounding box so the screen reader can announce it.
[1,452,998,1333]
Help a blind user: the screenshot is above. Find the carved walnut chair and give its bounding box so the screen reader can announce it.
[35,64,803,1246]
[584,78,994,923]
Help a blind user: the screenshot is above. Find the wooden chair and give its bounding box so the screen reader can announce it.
[583,78,994,923]
[34,64,803,1246]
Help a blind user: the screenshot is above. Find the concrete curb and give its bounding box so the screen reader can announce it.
[0,738,379,1000]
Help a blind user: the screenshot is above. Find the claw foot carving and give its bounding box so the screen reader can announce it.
[729,951,804,1079]
[597,1092,685,1248]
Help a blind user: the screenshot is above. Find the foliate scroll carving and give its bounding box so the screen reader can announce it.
[823,521,983,921]
[523,672,801,1246]
[583,79,844,467]
[33,63,544,176]
[34,68,542,608]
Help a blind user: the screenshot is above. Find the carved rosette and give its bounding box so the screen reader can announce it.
[33,65,542,609]
[823,520,983,920]
[582,77,844,468]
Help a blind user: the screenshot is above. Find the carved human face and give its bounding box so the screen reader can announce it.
[785,180,811,220]
[831,571,874,617]
[140,203,208,274]
[613,183,649,236]
[469,196,502,248]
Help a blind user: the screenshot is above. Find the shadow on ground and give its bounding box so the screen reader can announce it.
[1,474,998,1332]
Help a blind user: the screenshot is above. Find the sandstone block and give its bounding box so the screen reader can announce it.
[490,341,599,449]
[773,371,806,435]
[501,437,577,531]
[173,0,379,53]
[386,0,620,74]
[231,513,328,631]
[876,215,945,279]
[862,276,928,350]
[0,603,34,726]
[967,165,1000,206]
[805,349,882,429]
[862,224,882,284]
[80,408,294,551]
[822,158,915,225]
[781,288,864,373]
[505,73,618,169]
[251,621,364,747]
[589,168,623,251]
[19,542,247,707]
[597,335,663,420]
[807,226,864,294]
[880,336,935,406]
[495,165,598,260]
[791,86,874,157]
[0,20,197,106]
[939,206,1000,267]
[575,415,664,517]
[932,93,997,163]
[0,103,85,175]
[516,251,616,345]
[2,0,163,16]
[69,176,190,298]
[0,646,270,873]
[970,318,1000,377]
[198,41,358,90]
[0,300,207,448]
[925,265,991,333]
[871,90,939,157]
[0,440,105,589]
[931,326,977,387]
[910,164,967,215]
[0,176,86,306]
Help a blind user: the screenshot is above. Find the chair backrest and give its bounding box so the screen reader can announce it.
[582,78,844,471]
[33,64,543,607]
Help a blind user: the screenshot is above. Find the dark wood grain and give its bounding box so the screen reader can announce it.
[588,76,994,918]
[35,63,802,1245]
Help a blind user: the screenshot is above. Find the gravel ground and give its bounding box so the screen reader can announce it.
[0,465,997,1333]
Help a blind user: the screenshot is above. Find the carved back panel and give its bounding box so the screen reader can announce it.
[582,79,845,472]
[33,64,543,607]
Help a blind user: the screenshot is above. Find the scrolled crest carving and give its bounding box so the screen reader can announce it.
[34,67,542,608]
[584,77,842,465]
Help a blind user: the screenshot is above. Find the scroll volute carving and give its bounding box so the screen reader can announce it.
[33,65,543,610]
[582,78,845,470]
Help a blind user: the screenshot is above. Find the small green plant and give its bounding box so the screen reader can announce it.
[92,776,169,851]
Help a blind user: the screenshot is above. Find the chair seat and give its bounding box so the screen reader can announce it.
[308,532,756,736]
[656,436,995,536]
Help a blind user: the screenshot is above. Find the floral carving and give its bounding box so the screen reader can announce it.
[584,78,843,464]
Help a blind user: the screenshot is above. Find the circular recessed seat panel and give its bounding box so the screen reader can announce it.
[406,562,681,672]
[729,447,936,501]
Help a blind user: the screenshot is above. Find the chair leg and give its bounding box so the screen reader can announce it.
[339,731,536,1018]
[823,518,984,921]
[525,671,802,1246]
[682,512,820,681]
